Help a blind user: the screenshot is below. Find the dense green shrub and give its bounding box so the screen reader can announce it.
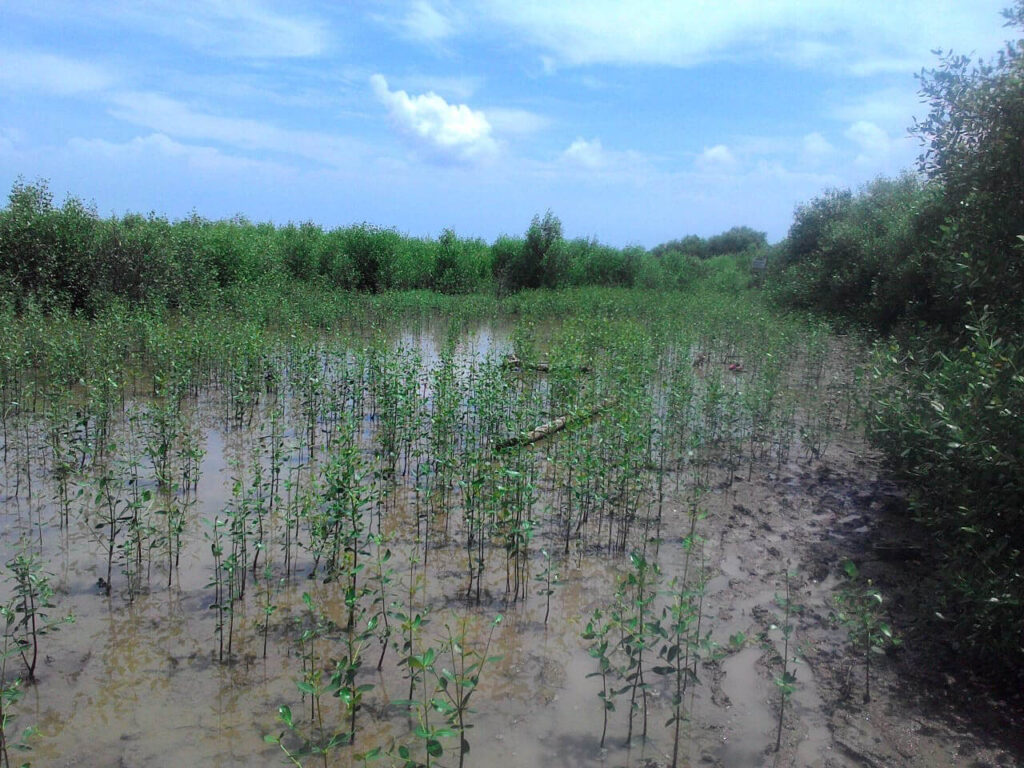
[0,182,765,307]
[651,226,766,261]
[338,223,399,293]
[432,229,491,294]
[771,2,1024,684]
[871,309,1024,674]
[277,222,323,282]
[770,175,936,332]
[0,181,96,310]
[705,225,767,257]
[650,234,707,260]
[565,238,641,287]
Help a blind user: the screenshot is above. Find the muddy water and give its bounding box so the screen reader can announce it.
[0,321,865,768]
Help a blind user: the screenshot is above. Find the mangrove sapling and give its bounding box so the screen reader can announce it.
[533,548,560,626]
[581,608,617,749]
[120,433,154,600]
[4,550,71,682]
[267,592,349,767]
[772,570,799,753]
[396,646,460,768]
[88,465,130,597]
[0,606,36,768]
[205,515,230,663]
[247,456,268,582]
[653,570,705,768]
[434,614,503,768]
[833,560,898,704]
[394,555,430,703]
[45,392,78,529]
[614,551,660,745]
[154,492,185,589]
[329,590,378,746]
[368,535,396,670]
[259,563,277,660]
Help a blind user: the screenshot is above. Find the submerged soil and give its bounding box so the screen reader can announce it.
[1,325,1022,768]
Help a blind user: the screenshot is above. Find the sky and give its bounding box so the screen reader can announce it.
[0,1,1014,247]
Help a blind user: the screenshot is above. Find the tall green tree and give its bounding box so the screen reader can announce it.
[912,1,1024,333]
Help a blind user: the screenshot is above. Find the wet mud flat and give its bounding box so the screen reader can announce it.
[0,325,1021,768]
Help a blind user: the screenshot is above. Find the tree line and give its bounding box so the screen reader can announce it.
[0,182,766,313]
[770,2,1024,684]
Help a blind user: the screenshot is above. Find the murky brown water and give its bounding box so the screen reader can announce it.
[0,319,861,768]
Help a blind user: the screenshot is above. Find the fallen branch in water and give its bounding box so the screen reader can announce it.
[502,355,591,374]
[495,398,617,450]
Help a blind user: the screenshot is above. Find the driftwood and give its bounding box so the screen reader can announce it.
[496,398,617,450]
[502,355,591,374]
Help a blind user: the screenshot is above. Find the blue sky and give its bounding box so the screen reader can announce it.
[0,1,1012,247]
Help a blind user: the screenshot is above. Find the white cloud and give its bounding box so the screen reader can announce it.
[559,137,649,175]
[167,1,328,57]
[398,74,483,102]
[370,74,498,163]
[562,137,606,169]
[845,120,891,165]
[26,0,328,58]
[475,0,1008,75]
[801,132,835,164]
[68,133,285,176]
[695,144,738,174]
[828,85,922,133]
[107,92,367,168]
[486,108,550,136]
[401,1,456,41]
[0,49,115,95]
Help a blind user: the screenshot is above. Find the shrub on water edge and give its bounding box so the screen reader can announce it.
[391,237,435,291]
[870,314,1024,677]
[431,229,492,294]
[276,221,323,283]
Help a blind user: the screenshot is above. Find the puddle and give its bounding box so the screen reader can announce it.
[719,646,775,766]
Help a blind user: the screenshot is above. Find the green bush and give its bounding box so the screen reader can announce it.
[871,310,1024,673]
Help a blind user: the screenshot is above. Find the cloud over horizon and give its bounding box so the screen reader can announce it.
[371,74,499,163]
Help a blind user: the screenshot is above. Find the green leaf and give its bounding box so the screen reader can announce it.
[278,705,293,728]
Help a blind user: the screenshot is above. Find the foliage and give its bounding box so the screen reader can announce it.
[912,6,1024,332]
[651,226,767,260]
[2,187,764,305]
[494,211,567,292]
[769,2,1024,684]
[769,175,937,332]
[871,311,1023,674]
[832,560,898,703]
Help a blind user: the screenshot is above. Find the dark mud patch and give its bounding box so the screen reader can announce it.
[724,439,1024,768]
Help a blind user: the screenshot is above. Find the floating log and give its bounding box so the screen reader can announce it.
[502,354,591,374]
[496,398,617,450]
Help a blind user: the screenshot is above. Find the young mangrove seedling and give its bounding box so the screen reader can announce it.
[1,604,37,768]
[533,548,561,626]
[435,614,503,768]
[4,550,72,682]
[581,608,616,749]
[772,570,799,753]
[833,560,899,704]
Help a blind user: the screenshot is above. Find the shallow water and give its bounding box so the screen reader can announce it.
[0,318,843,768]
